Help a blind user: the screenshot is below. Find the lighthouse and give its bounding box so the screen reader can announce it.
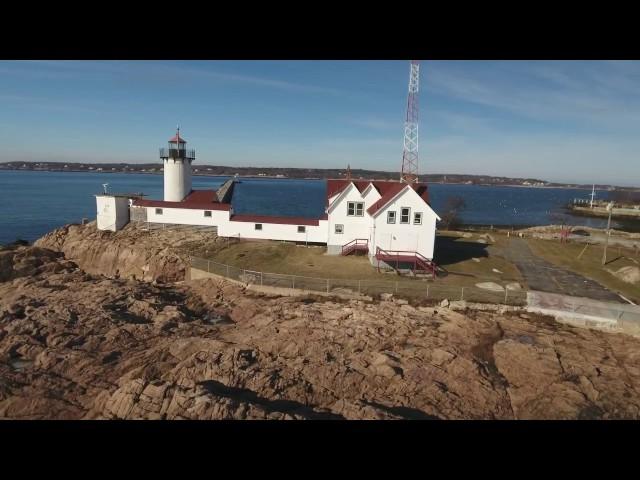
[160,127,196,201]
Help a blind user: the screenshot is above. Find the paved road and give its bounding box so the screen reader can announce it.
[503,238,624,303]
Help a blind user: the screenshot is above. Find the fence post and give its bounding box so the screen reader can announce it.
[395,281,398,293]
[461,287,464,301]
[358,280,361,295]
[326,279,330,293]
[426,284,429,299]
[207,259,210,273]
[504,288,508,305]
[292,276,295,289]
[226,264,230,277]
[260,272,263,286]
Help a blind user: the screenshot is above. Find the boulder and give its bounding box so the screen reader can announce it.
[506,282,523,291]
[472,258,481,263]
[610,266,640,284]
[448,300,467,310]
[492,268,503,274]
[380,293,394,301]
[440,299,450,308]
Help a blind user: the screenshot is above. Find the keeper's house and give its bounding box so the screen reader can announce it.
[98,130,440,272]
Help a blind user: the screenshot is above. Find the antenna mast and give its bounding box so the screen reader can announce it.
[401,60,420,184]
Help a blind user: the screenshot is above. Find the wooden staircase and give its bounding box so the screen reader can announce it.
[341,238,369,256]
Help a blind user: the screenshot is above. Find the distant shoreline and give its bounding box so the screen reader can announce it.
[2,168,632,190]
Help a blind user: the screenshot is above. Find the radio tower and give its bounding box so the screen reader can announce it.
[401,60,420,184]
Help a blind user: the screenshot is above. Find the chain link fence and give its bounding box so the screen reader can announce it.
[191,257,528,306]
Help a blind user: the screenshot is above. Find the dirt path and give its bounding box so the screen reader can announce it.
[504,238,624,303]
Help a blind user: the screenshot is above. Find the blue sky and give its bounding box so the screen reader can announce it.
[0,60,639,186]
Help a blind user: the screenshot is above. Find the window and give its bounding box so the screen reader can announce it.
[413,212,422,225]
[387,211,396,224]
[335,224,344,234]
[204,210,212,217]
[347,201,364,217]
[298,226,306,233]
[400,207,410,224]
[255,224,262,231]
[155,208,163,215]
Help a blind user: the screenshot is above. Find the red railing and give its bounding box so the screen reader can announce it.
[341,238,369,255]
[375,247,437,275]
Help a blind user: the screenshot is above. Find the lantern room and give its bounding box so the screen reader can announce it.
[160,127,195,161]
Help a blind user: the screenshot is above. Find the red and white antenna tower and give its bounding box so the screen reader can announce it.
[400,60,420,184]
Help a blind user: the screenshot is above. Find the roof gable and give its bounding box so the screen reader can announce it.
[327,182,360,213]
[366,184,409,216]
[326,178,432,216]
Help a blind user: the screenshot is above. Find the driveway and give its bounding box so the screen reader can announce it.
[503,238,625,303]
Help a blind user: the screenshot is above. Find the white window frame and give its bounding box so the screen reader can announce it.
[413,212,422,225]
[204,210,212,217]
[400,207,411,224]
[155,208,163,215]
[255,223,262,231]
[335,224,344,234]
[347,201,364,217]
[297,226,306,233]
[387,211,396,224]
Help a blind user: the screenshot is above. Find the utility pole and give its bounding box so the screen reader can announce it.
[602,201,614,266]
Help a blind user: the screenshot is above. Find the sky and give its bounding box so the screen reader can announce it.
[0,60,639,186]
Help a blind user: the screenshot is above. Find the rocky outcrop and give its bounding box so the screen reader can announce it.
[34,222,218,283]
[2,246,640,420]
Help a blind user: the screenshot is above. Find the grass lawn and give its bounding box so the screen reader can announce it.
[197,233,525,289]
[207,241,378,280]
[526,238,640,302]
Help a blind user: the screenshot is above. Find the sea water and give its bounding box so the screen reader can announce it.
[0,170,616,245]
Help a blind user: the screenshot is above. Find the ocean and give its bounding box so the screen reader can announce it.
[0,170,619,245]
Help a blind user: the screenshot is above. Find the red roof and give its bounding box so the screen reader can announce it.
[366,183,407,215]
[326,179,430,215]
[132,189,231,210]
[230,214,320,226]
[183,189,218,203]
[169,133,186,143]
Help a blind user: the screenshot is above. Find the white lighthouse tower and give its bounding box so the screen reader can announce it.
[161,127,195,201]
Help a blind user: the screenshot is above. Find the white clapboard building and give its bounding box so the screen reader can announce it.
[98,130,441,273]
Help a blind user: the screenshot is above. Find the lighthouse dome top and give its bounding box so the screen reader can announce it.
[169,128,186,144]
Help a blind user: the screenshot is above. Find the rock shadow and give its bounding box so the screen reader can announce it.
[197,380,346,420]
